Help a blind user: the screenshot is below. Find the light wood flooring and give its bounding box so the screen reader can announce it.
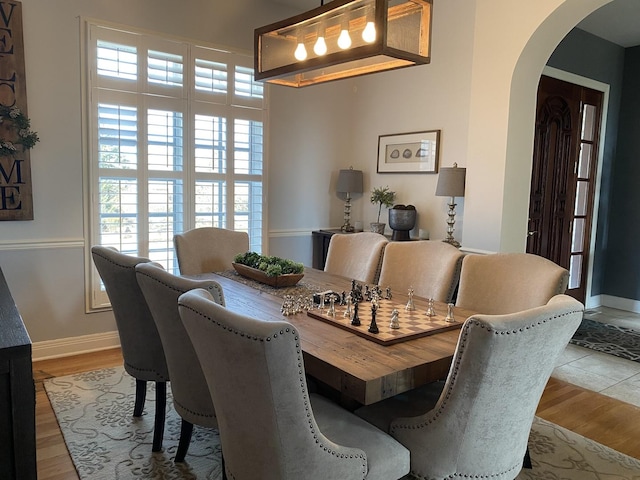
[34,347,640,479]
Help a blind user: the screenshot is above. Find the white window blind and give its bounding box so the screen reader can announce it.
[86,22,267,309]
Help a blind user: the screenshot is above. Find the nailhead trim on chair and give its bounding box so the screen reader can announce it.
[179,305,368,479]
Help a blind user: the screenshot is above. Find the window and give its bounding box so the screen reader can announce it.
[85,22,267,308]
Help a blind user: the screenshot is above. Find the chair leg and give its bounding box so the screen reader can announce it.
[175,419,194,463]
[523,446,532,469]
[133,379,147,417]
[152,381,167,452]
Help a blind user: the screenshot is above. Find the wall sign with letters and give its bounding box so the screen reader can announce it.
[0,0,34,221]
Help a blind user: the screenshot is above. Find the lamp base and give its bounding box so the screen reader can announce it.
[442,237,461,248]
[341,224,355,232]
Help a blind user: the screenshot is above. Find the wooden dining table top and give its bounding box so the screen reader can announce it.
[193,267,476,406]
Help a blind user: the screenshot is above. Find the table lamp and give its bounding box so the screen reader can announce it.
[336,167,363,232]
[435,163,466,247]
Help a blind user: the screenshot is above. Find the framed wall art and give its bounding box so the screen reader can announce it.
[377,130,440,174]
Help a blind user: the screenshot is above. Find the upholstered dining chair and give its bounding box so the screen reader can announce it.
[90,246,169,452]
[135,262,224,462]
[355,294,584,480]
[173,227,250,275]
[377,240,465,303]
[455,252,569,315]
[324,232,389,284]
[178,289,410,480]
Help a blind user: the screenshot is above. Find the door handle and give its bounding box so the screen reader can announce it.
[527,230,537,237]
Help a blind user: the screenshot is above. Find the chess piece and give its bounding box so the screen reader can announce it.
[368,303,379,333]
[319,292,326,310]
[344,295,352,318]
[340,291,346,305]
[385,287,392,300]
[389,308,400,329]
[328,297,336,316]
[405,287,415,311]
[351,301,361,326]
[445,303,456,323]
[426,298,436,317]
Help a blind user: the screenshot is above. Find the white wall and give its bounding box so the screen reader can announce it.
[0,0,614,356]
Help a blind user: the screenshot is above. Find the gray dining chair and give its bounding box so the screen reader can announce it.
[90,246,169,452]
[355,294,584,480]
[377,240,465,302]
[173,227,249,275]
[324,232,389,284]
[455,252,569,314]
[135,262,224,462]
[178,288,410,480]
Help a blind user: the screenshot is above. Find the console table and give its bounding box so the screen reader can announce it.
[0,267,36,479]
[311,229,349,269]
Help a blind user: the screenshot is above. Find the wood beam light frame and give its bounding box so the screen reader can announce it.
[254,0,432,88]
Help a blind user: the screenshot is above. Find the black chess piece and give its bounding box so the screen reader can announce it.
[368,303,379,334]
[340,291,346,305]
[351,301,361,326]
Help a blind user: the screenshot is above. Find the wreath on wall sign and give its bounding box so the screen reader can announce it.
[0,104,39,157]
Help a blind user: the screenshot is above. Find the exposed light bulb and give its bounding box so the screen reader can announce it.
[294,42,307,61]
[337,29,352,49]
[362,21,376,43]
[313,36,328,56]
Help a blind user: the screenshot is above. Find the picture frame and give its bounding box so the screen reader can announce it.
[377,130,440,173]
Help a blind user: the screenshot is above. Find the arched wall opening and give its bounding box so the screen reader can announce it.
[462,0,612,253]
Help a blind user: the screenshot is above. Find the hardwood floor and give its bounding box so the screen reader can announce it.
[34,348,640,479]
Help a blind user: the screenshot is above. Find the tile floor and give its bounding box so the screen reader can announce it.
[553,306,640,407]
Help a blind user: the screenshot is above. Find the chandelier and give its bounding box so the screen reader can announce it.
[254,0,432,88]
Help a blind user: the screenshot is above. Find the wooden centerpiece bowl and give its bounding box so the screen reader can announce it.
[232,252,305,288]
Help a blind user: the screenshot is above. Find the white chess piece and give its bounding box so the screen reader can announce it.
[405,287,415,311]
[390,309,400,329]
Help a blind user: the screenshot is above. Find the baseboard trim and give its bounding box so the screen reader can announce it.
[32,331,120,361]
[600,295,640,314]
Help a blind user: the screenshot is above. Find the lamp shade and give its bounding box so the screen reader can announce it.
[337,168,363,194]
[435,163,466,197]
[255,0,432,88]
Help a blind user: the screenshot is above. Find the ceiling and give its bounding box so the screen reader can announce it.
[271,0,640,48]
[577,0,640,48]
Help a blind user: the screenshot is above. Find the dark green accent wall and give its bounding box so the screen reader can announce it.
[602,46,640,299]
[546,28,626,299]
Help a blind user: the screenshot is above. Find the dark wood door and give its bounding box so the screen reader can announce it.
[527,75,602,303]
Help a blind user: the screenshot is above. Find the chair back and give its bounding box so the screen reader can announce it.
[135,263,224,428]
[90,246,168,382]
[174,227,250,275]
[178,289,370,480]
[324,232,388,284]
[390,294,584,479]
[455,252,569,314]
[377,241,464,302]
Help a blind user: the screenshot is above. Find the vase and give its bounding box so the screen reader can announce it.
[388,205,416,241]
[370,222,386,235]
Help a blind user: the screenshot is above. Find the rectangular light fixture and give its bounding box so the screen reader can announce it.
[254,0,432,88]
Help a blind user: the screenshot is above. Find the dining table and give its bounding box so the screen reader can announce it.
[193,267,476,407]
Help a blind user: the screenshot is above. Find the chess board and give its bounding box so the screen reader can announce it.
[307,299,463,346]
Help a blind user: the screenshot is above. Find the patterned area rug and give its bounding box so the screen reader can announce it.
[570,317,640,362]
[45,367,640,479]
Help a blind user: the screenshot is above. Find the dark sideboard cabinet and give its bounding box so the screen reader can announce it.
[311,229,349,269]
[0,267,37,480]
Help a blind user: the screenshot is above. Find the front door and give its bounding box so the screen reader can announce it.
[527,75,603,303]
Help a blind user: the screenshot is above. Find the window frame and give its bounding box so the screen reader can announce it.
[82,19,268,311]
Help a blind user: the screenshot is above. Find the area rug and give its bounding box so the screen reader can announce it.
[45,366,640,479]
[570,317,640,362]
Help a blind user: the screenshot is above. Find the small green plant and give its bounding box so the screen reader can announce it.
[370,186,396,223]
[233,252,304,277]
